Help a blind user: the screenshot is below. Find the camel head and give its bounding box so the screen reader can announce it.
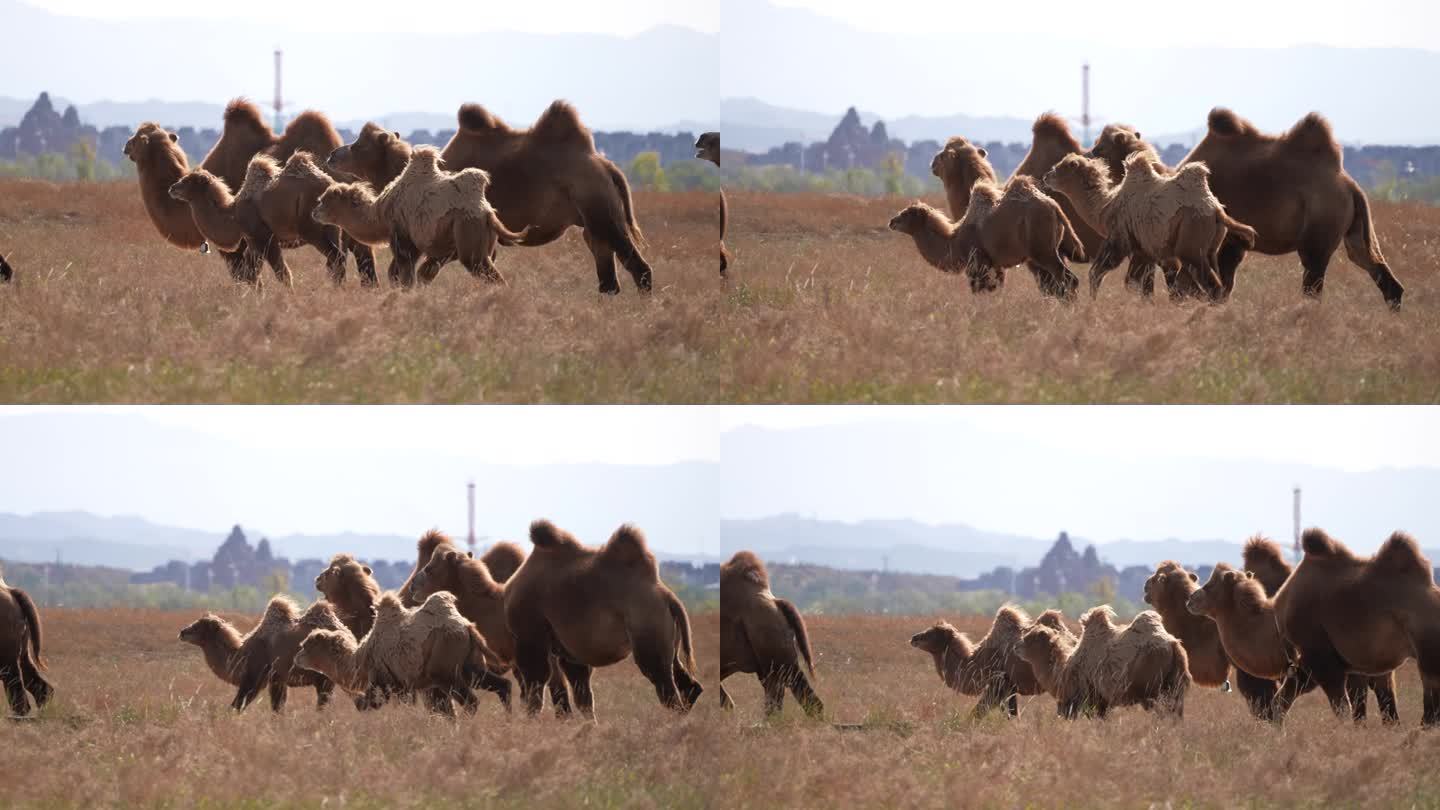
[909,621,970,659]
[1086,123,1146,178]
[293,629,347,678]
[1187,563,1254,617]
[888,203,937,235]
[124,123,184,167]
[411,548,467,603]
[178,614,227,646]
[1018,623,1070,690]
[1043,153,1107,199]
[315,554,373,600]
[931,137,995,187]
[1143,561,1199,609]
[695,132,720,166]
[312,183,374,225]
[327,122,408,185]
[168,170,224,203]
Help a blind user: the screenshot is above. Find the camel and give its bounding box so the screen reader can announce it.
[123,123,207,251]
[1179,109,1403,308]
[719,551,822,717]
[479,541,526,583]
[503,520,702,718]
[930,136,998,221]
[1021,607,1189,719]
[909,606,1075,717]
[294,591,508,717]
[440,100,653,294]
[0,570,52,716]
[178,597,345,712]
[1043,152,1257,299]
[398,529,463,607]
[314,553,382,640]
[1240,537,1396,721]
[888,181,1083,299]
[167,169,247,253]
[695,132,728,276]
[1143,560,1276,718]
[408,540,573,715]
[1011,113,1104,258]
[1272,529,1440,726]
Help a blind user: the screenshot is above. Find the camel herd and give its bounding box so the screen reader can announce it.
[123,100,731,293]
[724,531,1440,727]
[891,109,1406,309]
[5,526,1436,727]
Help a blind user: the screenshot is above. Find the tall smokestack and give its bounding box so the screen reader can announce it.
[273,49,285,132]
[467,480,476,554]
[1292,486,1302,563]
[1082,62,1091,146]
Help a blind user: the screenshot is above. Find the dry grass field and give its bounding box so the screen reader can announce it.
[718,614,1440,809]
[0,607,723,809]
[3,181,1437,403]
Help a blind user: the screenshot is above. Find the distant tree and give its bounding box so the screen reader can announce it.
[629,151,670,192]
[69,139,96,181]
[881,152,905,196]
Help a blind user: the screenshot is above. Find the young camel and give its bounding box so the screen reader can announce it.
[178,598,344,712]
[888,179,1084,300]
[909,606,1075,717]
[1043,152,1256,300]
[1020,607,1189,719]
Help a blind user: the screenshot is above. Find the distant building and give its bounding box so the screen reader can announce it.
[130,525,411,592]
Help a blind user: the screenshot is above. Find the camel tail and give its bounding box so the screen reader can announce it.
[1219,210,1257,249]
[467,625,506,673]
[488,209,529,247]
[603,159,646,248]
[719,189,729,277]
[12,588,44,669]
[776,598,816,679]
[663,588,697,675]
[1346,185,1387,265]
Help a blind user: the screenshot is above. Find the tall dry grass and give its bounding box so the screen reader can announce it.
[0,607,723,809]
[718,614,1440,809]
[3,181,1436,402]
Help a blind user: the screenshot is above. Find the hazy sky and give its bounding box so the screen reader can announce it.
[23,0,720,35]
[721,407,1440,550]
[0,407,718,553]
[770,0,1439,48]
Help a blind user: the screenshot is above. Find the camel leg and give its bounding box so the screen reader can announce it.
[759,669,787,717]
[255,235,294,289]
[417,254,453,285]
[1341,230,1404,310]
[545,656,573,718]
[634,637,684,712]
[1124,258,1159,298]
[558,659,596,721]
[2,666,30,716]
[387,231,421,289]
[1088,237,1129,297]
[785,667,823,718]
[1027,256,1077,301]
[231,666,267,712]
[1296,646,1351,719]
[673,655,704,710]
[219,248,256,284]
[18,655,51,709]
[1234,669,1278,721]
[300,220,347,285]
[1297,237,1340,301]
[719,681,736,711]
[583,229,621,295]
[466,666,512,712]
[267,675,288,713]
[425,687,457,718]
[314,678,333,710]
[513,639,551,717]
[1366,673,1399,724]
[1345,673,1369,722]
[1416,639,1440,727]
[346,237,378,287]
[971,680,1006,718]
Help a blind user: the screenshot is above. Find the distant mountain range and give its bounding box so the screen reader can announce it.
[719,515,1294,579]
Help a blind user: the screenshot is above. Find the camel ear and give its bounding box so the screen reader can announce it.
[363,565,372,575]
[1133,130,1141,139]
[1245,570,1255,579]
[467,551,474,558]
[169,131,178,142]
[1189,572,1198,582]
[393,131,401,140]
[977,147,987,158]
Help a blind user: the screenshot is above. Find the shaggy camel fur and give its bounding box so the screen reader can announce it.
[295,592,507,716]
[909,606,1075,717]
[931,136,998,221]
[1188,560,1399,723]
[167,169,247,253]
[1011,113,1104,257]
[124,123,206,250]
[1273,529,1440,726]
[479,541,525,583]
[374,146,527,285]
[231,153,368,286]
[1179,109,1403,308]
[0,570,52,716]
[695,132,728,276]
[399,530,462,607]
[504,520,702,718]
[314,554,382,640]
[1022,607,1189,719]
[888,185,1083,299]
[441,101,652,294]
[1143,560,1277,719]
[178,597,345,712]
[1241,537,1395,721]
[719,551,822,717]
[408,540,574,716]
[1044,152,1256,298]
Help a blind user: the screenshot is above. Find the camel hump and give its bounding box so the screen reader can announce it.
[599,523,658,572]
[991,604,1031,638]
[299,600,344,631]
[1127,610,1166,635]
[1283,112,1342,164]
[1243,536,1289,568]
[1371,532,1433,582]
[282,110,339,143]
[457,103,501,133]
[1301,527,1344,557]
[1206,107,1255,138]
[1080,605,1118,631]
[532,100,593,149]
[451,167,493,199]
[259,595,301,629]
[1032,112,1079,147]
[722,550,769,589]
[224,98,270,133]
[479,541,526,583]
[528,519,582,550]
[238,154,280,200]
[417,529,454,560]
[1033,609,1068,633]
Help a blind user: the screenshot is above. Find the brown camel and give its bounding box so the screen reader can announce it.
[1273,529,1440,726]
[1179,109,1403,308]
[931,136,998,221]
[719,551,822,717]
[695,132,728,276]
[1011,113,1104,257]
[503,520,702,718]
[407,540,573,715]
[178,598,343,712]
[0,570,52,716]
[440,101,653,294]
[1240,537,1396,721]
[909,606,1074,717]
[888,184,1083,299]
[314,554,381,640]
[1022,608,1189,719]
[399,529,464,607]
[124,123,207,250]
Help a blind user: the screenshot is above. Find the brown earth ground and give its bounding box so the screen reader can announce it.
[718,614,1440,809]
[0,607,722,809]
[1,182,1437,402]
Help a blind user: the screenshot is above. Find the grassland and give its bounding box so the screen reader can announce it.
[718,614,1440,809]
[1,181,1436,402]
[0,607,723,809]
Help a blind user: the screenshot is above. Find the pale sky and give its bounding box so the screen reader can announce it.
[770,0,1439,49]
[23,0,720,34]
